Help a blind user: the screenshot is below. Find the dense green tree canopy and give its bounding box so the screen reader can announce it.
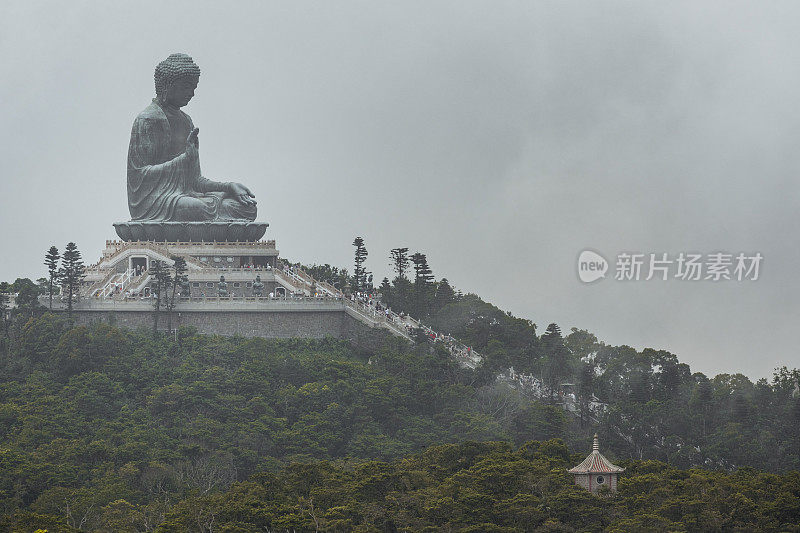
[0,313,798,531]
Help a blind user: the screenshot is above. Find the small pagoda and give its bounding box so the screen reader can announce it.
[568,434,624,494]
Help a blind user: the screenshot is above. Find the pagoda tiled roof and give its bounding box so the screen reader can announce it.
[568,434,625,474]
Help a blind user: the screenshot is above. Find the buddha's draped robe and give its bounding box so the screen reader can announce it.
[127,100,257,222]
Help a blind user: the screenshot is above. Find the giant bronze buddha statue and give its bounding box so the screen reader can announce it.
[114,53,267,242]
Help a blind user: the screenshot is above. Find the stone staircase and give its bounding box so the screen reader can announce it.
[273,264,481,353]
[88,270,118,297]
[92,269,135,298]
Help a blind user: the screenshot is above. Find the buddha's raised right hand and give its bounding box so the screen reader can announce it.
[185,127,200,160]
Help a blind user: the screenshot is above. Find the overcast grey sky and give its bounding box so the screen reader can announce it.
[2,1,798,380]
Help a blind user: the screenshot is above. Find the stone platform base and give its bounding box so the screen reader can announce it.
[69,305,396,352]
[113,221,268,242]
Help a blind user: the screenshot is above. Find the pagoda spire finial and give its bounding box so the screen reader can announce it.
[593,433,599,452]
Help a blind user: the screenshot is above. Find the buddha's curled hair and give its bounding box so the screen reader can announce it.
[154,53,201,98]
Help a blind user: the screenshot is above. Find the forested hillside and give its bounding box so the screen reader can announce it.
[0,271,799,530]
[0,315,562,531]
[373,266,800,473]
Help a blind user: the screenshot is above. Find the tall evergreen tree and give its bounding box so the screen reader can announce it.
[411,252,434,317]
[149,260,171,334]
[541,323,570,402]
[166,256,188,332]
[58,242,85,319]
[542,322,562,341]
[390,247,410,279]
[44,246,60,310]
[411,253,434,284]
[352,237,368,293]
[432,278,456,313]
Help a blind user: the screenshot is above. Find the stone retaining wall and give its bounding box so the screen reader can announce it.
[71,307,398,351]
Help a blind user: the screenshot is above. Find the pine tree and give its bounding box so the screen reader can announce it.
[390,248,410,279]
[410,252,434,317]
[542,322,562,341]
[44,246,60,310]
[58,242,85,319]
[149,260,171,334]
[352,237,368,293]
[166,256,188,332]
[541,323,570,403]
[432,278,456,313]
[411,253,434,285]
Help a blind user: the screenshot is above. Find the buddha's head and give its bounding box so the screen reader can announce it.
[154,53,201,108]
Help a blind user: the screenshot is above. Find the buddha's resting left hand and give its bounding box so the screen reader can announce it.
[228,182,257,206]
